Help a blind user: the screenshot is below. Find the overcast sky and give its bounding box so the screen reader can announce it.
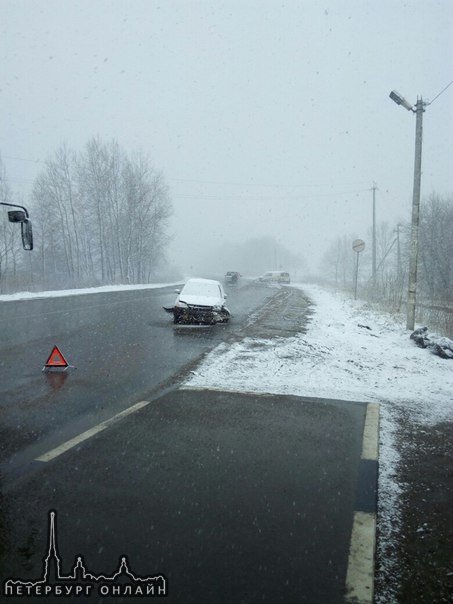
[1,0,452,273]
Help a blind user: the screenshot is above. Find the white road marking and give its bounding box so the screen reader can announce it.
[345,402,380,603]
[35,400,150,462]
[345,511,376,603]
[361,402,379,460]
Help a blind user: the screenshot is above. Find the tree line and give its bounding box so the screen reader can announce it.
[0,138,172,292]
[320,193,453,335]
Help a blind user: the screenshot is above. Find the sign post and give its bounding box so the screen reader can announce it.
[352,239,366,300]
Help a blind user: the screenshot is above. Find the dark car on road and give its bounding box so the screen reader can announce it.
[224,271,241,285]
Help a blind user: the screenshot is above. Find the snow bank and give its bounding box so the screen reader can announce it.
[186,283,452,425]
[0,282,182,303]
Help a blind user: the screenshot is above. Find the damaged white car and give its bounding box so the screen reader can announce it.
[164,278,231,325]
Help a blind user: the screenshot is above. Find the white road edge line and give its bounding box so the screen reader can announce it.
[361,402,379,461]
[345,511,377,603]
[345,402,380,603]
[35,400,150,463]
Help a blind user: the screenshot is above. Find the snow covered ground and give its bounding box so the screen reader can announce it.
[0,282,182,303]
[2,281,450,599]
[186,284,451,423]
[185,283,452,602]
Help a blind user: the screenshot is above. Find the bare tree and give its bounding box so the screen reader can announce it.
[320,235,356,289]
[319,194,452,333]
[418,193,453,304]
[28,137,172,290]
[0,156,24,292]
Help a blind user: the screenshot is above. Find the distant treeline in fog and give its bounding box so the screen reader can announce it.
[0,138,172,291]
[199,235,307,277]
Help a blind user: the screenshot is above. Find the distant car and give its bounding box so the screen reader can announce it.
[257,271,290,284]
[164,278,230,325]
[224,271,240,285]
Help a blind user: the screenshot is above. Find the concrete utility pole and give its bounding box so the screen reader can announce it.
[395,223,402,284]
[389,90,428,331]
[371,182,378,287]
[406,98,425,331]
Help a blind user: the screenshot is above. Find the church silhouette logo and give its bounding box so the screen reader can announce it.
[3,510,167,598]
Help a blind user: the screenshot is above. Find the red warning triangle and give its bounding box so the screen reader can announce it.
[45,345,69,368]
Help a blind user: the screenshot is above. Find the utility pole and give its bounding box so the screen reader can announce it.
[406,98,425,331]
[390,81,453,328]
[395,223,402,284]
[371,182,378,287]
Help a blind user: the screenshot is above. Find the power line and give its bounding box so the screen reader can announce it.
[1,157,371,189]
[1,167,373,195]
[1,172,371,199]
[173,189,370,201]
[3,155,41,163]
[0,158,374,191]
[0,176,36,184]
[168,177,370,188]
[428,79,453,105]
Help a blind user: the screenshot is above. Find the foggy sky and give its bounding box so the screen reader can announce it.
[1,0,452,274]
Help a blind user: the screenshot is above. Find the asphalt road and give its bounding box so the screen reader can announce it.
[0,280,274,469]
[1,390,366,604]
[0,281,373,603]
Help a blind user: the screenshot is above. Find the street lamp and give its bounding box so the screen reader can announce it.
[389,90,414,111]
[389,89,427,331]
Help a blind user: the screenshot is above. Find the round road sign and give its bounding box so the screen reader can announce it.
[352,239,365,253]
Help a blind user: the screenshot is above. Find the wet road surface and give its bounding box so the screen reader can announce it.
[1,390,366,604]
[0,281,275,467]
[0,282,375,603]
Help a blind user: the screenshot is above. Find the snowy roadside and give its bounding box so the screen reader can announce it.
[0,282,183,303]
[184,283,452,602]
